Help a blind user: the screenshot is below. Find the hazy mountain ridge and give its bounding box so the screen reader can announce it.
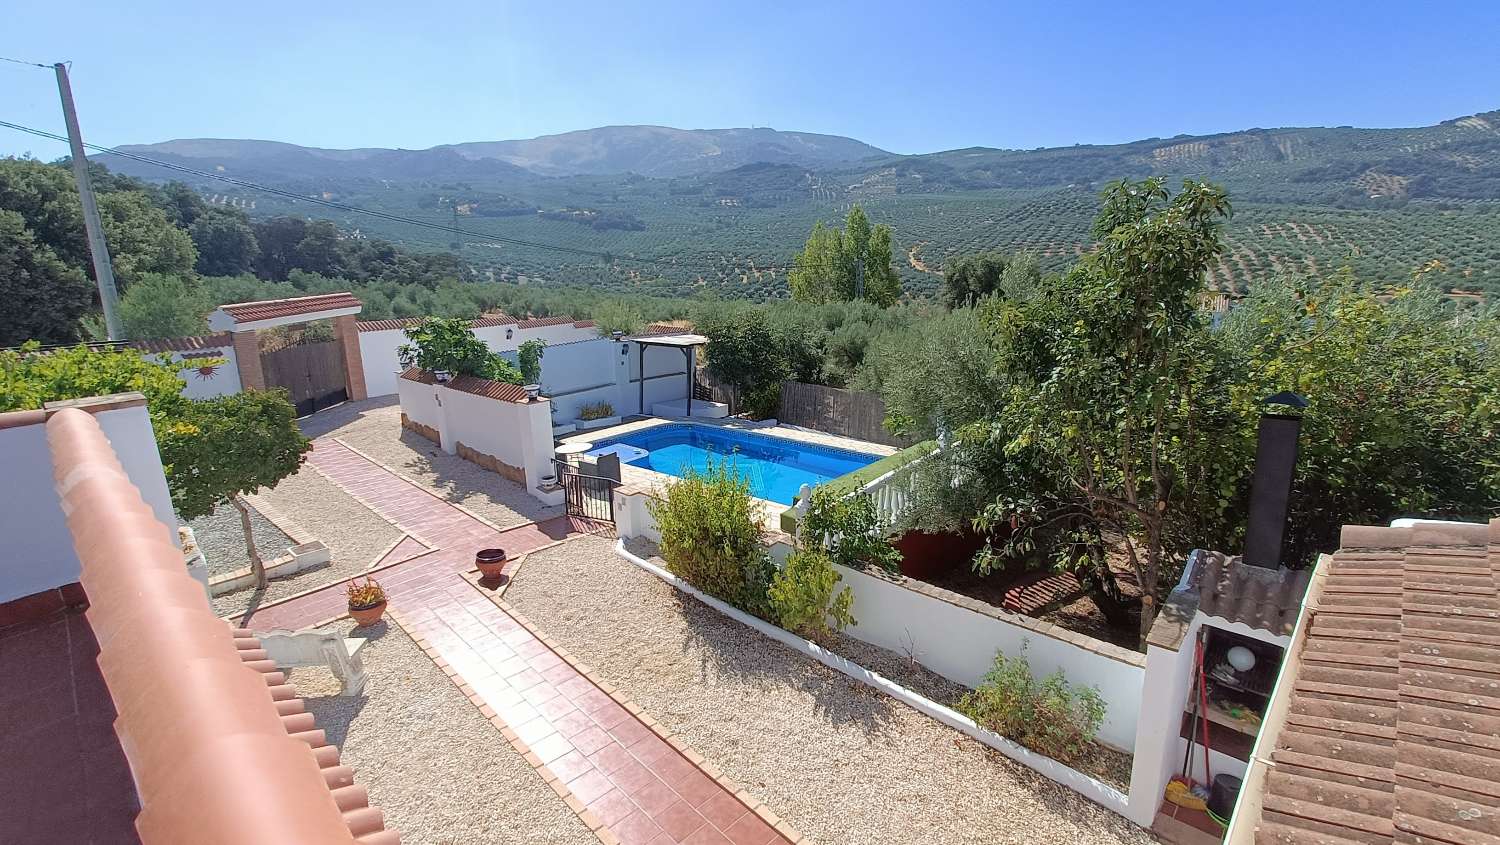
[98,110,1500,301]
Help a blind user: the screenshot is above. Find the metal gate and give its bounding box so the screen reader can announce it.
[554,459,618,523]
[260,340,347,418]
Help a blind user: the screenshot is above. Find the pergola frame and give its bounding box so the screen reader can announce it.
[633,333,708,418]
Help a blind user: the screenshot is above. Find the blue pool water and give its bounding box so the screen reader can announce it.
[589,424,880,505]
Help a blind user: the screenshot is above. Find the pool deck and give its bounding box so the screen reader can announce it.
[558,416,898,522]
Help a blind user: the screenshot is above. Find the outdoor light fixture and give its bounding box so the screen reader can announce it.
[611,331,625,341]
[433,370,452,383]
[506,328,514,340]
[621,344,629,357]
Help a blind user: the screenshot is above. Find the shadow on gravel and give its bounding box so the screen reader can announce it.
[671,586,901,737]
[297,395,400,439]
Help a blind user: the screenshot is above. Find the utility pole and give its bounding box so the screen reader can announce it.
[54,63,123,340]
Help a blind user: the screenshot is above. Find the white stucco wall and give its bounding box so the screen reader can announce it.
[0,402,176,605]
[833,563,1145,751]
[395,376,440,431]
[442,387,530,469]
[360,321,601,399]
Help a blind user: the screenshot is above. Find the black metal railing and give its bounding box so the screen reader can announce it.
[553,458,619,523]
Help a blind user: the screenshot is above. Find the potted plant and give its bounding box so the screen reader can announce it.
[475,548,508,584]
[346,577,387,626]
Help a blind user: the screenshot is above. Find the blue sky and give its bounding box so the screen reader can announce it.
[3,1,1498,158]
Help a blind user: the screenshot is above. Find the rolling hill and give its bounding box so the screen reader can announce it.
[99,111,1500,300]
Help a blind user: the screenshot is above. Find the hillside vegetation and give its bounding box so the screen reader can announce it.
[93,110,1500,300]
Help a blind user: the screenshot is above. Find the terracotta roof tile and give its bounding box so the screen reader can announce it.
[472,315,521,328]
[516,315,572,329]
[220,292,362,324]
[357,314,541,333]
[1245,519,1500,845]
[398,367,436,384]
[45,407,398,845]
[445,374,530,403]
[355,317,424,333]
[127,333,232,354]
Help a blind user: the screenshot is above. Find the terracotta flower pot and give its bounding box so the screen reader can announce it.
[349,600,387,627]
[476,548,508,583]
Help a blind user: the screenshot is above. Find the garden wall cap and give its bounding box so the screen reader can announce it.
[218,291,363,324]
[1237,517,1500,845]
[45,406,398,844]
[1194,551,1311,637]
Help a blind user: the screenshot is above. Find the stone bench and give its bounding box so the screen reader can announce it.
[258,628,369,696]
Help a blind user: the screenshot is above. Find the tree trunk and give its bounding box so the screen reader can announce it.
[1137,593,1156,645]
[230,493,267,589]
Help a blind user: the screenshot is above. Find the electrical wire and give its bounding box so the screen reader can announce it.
[0,117,712,271]
[0,56,54,69]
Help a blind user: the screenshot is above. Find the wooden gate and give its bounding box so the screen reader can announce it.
[260,341,347,417]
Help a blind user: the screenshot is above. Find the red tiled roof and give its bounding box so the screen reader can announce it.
[516,315,573,329]
[472,315,521,328]
[45,407,398,845]
[355,317,423,333]
[445,375,530,403]
[219,292,362,324]
[398,367,436,384]
[1193,551,1311,637]
[1242,519,1500,845]
[572,319,596,329]
[127,333,232,354]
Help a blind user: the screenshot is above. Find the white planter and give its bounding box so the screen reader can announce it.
[575,415,622,431]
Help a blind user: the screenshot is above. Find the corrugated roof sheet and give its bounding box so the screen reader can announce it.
[219,292,362,324]
[1196,552,1312,637]
[127,333,232,354]
[1247,519,1500,845]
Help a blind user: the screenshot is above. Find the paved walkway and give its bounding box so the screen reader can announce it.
[246,438,792,845]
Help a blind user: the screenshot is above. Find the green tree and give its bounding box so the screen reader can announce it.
[97,190,198,283]
[397,317,524,383]
[156,390,312,588]
[698,308,788,418]
[191,209,261,276]
[117,273,209,340]
[0,210,93,345]
[984,178,1234,644]
[788,205,901,307]
[1221,273,1500,565]
[941,252,1009,308]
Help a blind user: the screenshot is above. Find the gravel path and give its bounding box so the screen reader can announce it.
[184,502,293,579]
[505,536,1155,845]
[285,619,595,845]
[302,398,562,529]
[210,465,402,620]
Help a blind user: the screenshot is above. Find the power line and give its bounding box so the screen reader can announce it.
[0,56,54,69]
[0,118,701,271]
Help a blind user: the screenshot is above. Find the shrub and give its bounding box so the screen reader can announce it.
[517,339,546,385]
[800,488,901,574]
[578,401,615,421]
[648,461,774,617]
[398,317,523,383]
[768,548,854,639]
[957,647,1106,764]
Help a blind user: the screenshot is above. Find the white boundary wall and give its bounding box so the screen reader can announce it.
[831,563,1145,750]
[0,399,176,604]
[360,321,599,398]
[612,487,1164,825]
[148,345,241,399]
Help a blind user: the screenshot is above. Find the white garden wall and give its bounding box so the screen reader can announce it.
[832,563,1145,751]
[0,396,176,605]
[361,319,600,398]
[396,375,440,431]
[443,386,532,470]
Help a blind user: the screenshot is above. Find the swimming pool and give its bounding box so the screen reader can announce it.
[587,423,880,505]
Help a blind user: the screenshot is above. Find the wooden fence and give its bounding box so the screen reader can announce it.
[775,381,916,448]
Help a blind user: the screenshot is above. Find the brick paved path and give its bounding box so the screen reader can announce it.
[245,438,793,845]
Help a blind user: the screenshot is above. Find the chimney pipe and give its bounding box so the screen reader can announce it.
[1243,392,1308,569]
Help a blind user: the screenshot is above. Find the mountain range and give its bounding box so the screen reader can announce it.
[99,112,1500,300]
